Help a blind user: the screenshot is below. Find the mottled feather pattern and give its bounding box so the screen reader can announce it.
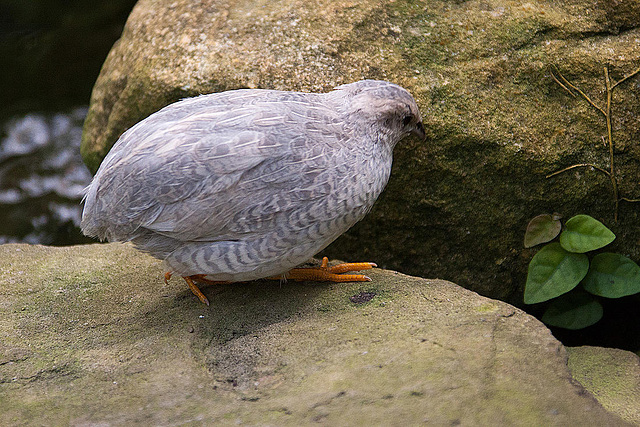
[81,80,424,281]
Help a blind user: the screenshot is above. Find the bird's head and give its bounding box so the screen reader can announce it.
[334,80,426,145]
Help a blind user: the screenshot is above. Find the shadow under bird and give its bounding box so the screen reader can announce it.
[81,80,426,305]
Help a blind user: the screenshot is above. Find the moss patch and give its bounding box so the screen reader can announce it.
[568,346,640,425]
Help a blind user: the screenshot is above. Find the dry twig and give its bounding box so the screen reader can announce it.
[548,64,640,222]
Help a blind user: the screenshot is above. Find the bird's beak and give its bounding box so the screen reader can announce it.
[412,121,427,141]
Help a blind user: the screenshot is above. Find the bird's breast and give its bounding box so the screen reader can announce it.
[334,145,394,223]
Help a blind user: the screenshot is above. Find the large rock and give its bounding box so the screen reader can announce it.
[0,243,634,425]
[80,0,640,302]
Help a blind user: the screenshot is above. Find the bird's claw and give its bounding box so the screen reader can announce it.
[283,257,376,282]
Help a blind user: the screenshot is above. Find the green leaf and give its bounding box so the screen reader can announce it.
[559,215,615,253]
[541,291,603,330]
[524,213,562,248]
[582,253,640,298]
[524,242,589,304]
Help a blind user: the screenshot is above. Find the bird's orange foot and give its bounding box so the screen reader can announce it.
[164,272,231,306]
[279,257,377,282]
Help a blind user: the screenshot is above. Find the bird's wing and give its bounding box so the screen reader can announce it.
[86,91,354,242]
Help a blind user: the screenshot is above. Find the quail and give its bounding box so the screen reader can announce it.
[81,80,426,305]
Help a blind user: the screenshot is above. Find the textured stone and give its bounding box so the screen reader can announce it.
[568,346,640,425]
[0,243,632,425]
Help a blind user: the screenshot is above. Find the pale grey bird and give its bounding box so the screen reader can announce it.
[81,80,425,305]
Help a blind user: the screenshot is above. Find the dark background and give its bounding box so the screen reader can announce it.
[0,0,137,121]
[0,0,137,245]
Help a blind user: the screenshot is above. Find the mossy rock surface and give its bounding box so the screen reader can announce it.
[0,243,635,425]
[567,346,640,425]
[80,0,640,303]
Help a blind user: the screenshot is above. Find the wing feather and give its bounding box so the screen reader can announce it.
[83,89,354,243]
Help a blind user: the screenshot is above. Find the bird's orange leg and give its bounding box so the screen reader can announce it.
[164,272,231,306]
[165,257,376,305]
[274,257,377,282]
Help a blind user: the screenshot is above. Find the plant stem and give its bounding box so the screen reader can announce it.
[550,66,606,116]
[611,65,640,89]
[548,64,640,223]
[545,163,610,179]
[604,66,620,222]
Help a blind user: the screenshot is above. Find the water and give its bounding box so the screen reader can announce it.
[0,107,94,245]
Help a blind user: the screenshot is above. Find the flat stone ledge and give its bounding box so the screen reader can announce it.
[0,243,632,425]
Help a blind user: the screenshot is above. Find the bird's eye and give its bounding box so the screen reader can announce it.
[402,114,413,127]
